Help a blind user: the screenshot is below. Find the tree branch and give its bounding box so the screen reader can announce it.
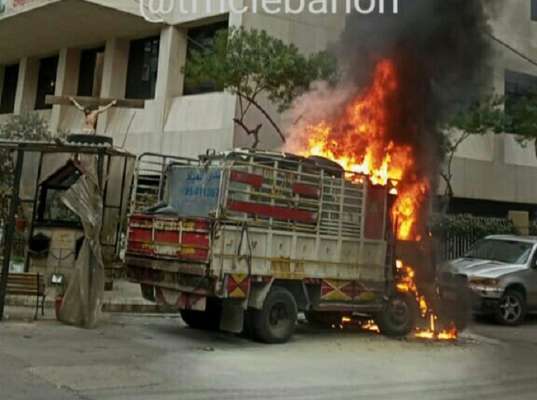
[233,118,263,149]
[238,91,286,144]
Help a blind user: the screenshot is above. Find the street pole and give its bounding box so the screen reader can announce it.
[0,149,24,321]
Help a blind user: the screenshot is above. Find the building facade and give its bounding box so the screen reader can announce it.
[1,0,537,216]
[0,0,344,156]
[448,1,537,216]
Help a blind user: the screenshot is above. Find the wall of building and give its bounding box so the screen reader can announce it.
[447,1,537,208]
[2,0,537,210]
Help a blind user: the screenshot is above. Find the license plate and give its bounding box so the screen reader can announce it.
[155,245,178,256]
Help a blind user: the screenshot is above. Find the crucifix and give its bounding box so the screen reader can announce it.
[45,95,145,135]
[69,97,117,134]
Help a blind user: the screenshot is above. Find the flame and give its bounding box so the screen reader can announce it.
[290,58,458,341]
[397,259,458,341]
[360,320,381,334]
[292,59,426,241]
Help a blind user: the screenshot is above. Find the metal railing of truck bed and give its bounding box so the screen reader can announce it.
[131,152,197,213]
[221,153,368,240]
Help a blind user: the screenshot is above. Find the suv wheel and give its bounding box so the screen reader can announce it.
[496,290,527,326]
[252,287,297,344]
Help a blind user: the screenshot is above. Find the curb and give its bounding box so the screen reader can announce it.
[5,296,170,314]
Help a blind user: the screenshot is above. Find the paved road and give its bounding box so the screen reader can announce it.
[1,311,536,400]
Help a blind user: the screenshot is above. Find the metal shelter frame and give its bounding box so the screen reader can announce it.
[0,140,135,321]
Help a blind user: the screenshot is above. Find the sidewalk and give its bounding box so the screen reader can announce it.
[4,279,168,317]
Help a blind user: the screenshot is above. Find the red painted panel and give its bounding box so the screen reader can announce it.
[230,170,264,189]
[364,184,387,240]
[127,215,211,262]
[227,200,317,224]
[292,182,320,199]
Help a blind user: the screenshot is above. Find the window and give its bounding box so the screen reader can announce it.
[183,21,228,95]
[465,239,533,264]
[35,55,58,110]
[0,0,6,14]
[0,64,19,114]
[78,47,105,97]
[505,69,537,133]
[532,0,537,20]
[125,36,160,99]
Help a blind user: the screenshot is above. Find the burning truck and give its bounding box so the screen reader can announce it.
[125,149,461,343]
[124,50,474,342]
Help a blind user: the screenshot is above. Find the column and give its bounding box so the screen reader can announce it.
[49,48,81,133]
[97,38,130,133]
[0,66,5,107]
[13,57,39,114]
[153,26,187,134]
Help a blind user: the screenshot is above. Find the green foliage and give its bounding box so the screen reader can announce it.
[0,113,51,197]
[186,27,338,112]
[0,112,51,141]
[446,94,537,151]
[184,27,338,147]
[440,96,509,202]
[431,214,517,237]
[504,95,537,147]
[446,95,506,137]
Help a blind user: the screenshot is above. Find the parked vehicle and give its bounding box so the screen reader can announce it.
[438,235,537,326]
[125,149,416,343]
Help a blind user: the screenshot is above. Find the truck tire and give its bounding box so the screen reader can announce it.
[252,287,298,344]
[180,298,222,331]
[180,309,210,330]
[375,294,417,337]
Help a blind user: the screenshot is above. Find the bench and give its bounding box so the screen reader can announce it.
[2,273,46,319]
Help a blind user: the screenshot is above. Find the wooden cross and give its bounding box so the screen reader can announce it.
[45,95,145,135]
[45,95,145,110]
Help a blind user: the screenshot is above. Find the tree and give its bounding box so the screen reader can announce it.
[184,27,338,148]
[504,94,537,155]
[0,113,52,222]
[439,96,506,205]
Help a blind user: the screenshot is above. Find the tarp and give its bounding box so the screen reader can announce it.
[58,162,104,329]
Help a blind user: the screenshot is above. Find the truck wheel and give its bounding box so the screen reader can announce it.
[375,294,417,337]
[252,287,298,344]
[495,289,527,326]
[305,311,343,328]
[180,310,209,330]
[180,298,222,331]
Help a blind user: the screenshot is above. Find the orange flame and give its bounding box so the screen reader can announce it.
[291,59,427,241]
[397,259,458,341]
[290,58,458,341]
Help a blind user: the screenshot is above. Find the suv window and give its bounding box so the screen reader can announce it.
[465,239,533,264]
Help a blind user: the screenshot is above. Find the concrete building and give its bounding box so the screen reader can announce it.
[0,0,344,155]
[448,1,537,217]
[1,0,537,217]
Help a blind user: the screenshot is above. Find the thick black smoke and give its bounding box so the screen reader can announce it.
[339,0,497,179]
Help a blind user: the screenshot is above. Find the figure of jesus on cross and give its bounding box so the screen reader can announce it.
[69,97,117,135]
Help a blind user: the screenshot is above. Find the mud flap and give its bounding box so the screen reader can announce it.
[220,300,246,333]
[248,281,274,310]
